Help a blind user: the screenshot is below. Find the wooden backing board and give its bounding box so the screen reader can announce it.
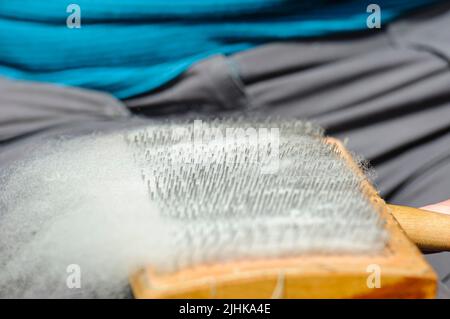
[130,137,437,298]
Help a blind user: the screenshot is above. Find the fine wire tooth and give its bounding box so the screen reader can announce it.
[124,117,388,271]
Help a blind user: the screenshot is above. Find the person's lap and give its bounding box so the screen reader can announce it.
[1,1,450,294]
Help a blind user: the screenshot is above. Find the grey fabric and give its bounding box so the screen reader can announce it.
[0,78,132,167]
[0,78,129,142]
[125,55,249,116]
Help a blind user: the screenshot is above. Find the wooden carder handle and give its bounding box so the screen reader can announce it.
[388,204,450,252]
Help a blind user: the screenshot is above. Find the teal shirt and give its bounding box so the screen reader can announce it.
[0,0,441,98]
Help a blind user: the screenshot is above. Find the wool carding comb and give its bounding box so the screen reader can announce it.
[125,118,450,299]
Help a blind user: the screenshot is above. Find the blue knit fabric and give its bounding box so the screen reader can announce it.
[0,0,441,98]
